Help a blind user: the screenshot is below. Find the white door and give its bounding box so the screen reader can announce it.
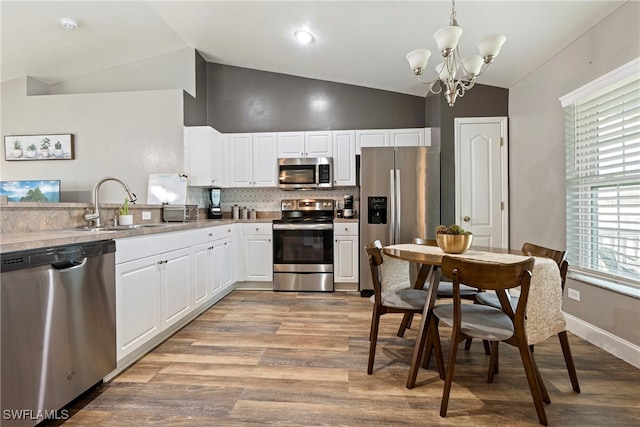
[305,131,333,157]
[161,247,191,329]
[455,117,508,248]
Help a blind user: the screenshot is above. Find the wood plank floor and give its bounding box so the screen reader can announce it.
[53,290,639,426]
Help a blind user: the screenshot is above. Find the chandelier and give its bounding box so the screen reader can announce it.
[405,0,506,107]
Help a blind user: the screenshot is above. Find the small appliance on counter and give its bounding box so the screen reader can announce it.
[343,195,354,218]
[208,187,222,219]
[162,204,198,222]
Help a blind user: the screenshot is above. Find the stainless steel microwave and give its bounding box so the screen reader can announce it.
[278,157,333,190]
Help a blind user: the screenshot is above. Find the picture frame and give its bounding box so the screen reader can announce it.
[4,134,74,161]
[0,180,61,202]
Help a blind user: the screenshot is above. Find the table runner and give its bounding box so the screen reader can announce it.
[385,244,567,345]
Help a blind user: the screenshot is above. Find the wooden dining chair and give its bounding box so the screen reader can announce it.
[429,255,550,426]
[397,237,483,346]
[364,240,433,375]
[474,242,580,393]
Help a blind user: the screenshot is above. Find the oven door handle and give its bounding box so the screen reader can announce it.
[273,223,334,231]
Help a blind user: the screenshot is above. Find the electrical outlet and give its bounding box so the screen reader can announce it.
[568,288,581,302]
[142,211,152,221]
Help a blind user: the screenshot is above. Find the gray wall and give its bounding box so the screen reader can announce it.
[426,84,509,226]
[206,63,426,133]
[509,1,640,347]
[183,50,208,126]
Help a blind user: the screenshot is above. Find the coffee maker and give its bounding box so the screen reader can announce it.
[343,195,354,218]
[208,187,222,219]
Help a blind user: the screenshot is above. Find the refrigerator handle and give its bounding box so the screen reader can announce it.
[389,169,395,245]
[395,169,401,243]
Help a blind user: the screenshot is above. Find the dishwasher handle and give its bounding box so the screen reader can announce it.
[51,258,88,270]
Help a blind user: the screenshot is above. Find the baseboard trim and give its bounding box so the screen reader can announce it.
[564,312,640,369]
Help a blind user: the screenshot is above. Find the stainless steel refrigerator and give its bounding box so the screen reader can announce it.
[359,146,440,292]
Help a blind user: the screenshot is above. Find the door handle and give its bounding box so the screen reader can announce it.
[463,216,470,222]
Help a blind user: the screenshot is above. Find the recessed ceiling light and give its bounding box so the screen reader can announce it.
[294,29,314,44]
[60,18,78,30]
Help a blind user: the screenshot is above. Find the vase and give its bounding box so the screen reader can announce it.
[12,149,23,158]
[436,234,473,254]
[118,215,134,225]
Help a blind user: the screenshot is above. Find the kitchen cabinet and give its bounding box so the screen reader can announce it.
[242,223,273,281]
[160,248,192,329]
[334,223,359,283]
[277,131,333,158]
[356,130,388,155]
[389,128,425,147]
[332,130,356,186]
[115,231,192,361]
[191,225,235,307]
[184,126,227,187]
[228,133,278,187]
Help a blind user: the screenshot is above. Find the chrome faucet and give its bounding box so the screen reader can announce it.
[83,176,137,227]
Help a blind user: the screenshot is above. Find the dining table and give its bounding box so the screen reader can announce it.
[382,243,566,389]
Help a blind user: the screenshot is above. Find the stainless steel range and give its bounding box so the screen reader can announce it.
[273,199,334,292]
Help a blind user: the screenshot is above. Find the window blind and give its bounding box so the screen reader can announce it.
[565,72,640,286]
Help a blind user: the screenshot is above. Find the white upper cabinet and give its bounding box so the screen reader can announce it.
[252,133,278,186]
[227,133,278,187]
[389,128,425,147]
[304,131,333,157]
[184,126,227,187]
[356,130,389,155]
[277,132,305,158]
[332,130,356,186]
[277,131,333,158]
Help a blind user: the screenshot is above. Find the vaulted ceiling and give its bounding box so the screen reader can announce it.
[1,1,628,96]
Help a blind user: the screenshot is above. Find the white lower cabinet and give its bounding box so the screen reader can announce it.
[334,223,359,283]
[115,238,191,361]
[115,225,236,363]
[242,223,273,281]
[115,255,162,362]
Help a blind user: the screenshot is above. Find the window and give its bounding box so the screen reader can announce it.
[561,59,640,288]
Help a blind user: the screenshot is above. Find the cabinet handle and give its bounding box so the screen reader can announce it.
[256,227,259,231]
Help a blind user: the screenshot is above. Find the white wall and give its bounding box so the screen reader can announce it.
[1,76,184,203]
[49,48,196,96]
[509,1,640,355]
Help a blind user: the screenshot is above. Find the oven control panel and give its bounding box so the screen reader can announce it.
[281,199,334,212]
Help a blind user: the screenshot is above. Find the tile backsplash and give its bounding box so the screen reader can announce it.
[188,186,359,213]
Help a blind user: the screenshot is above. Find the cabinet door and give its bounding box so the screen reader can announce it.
[356,130,389,155]
[227,134,253,187]
[116,255,162,361]
[191,243,211,308]
[277,132,304,158]
[211,128,228,187]
[223,237,235,289]
[333,131,356,186]
[305,131,333,157]
[211,240,224,295]
[244,236,273,281]
[390,128,424,147]
[161,247,191,329]
[184,126,213,187]
[334,236,359,283]
[252,133,278,187]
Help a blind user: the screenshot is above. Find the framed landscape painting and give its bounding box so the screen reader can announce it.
[4,134,74,160]
[0,180,61,202]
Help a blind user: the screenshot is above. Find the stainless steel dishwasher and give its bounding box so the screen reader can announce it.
[1,240,116,427]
